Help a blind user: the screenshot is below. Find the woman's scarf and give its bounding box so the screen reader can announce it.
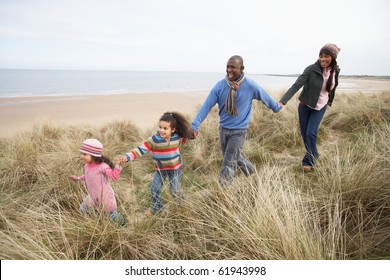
[224,73,245,116]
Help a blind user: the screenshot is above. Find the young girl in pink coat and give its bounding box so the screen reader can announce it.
[70,138,125,225]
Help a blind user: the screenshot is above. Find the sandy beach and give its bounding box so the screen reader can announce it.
[0,91,209,137]
[1,77,389,137]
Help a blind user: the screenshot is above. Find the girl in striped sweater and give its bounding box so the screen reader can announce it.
[119,112,190,216]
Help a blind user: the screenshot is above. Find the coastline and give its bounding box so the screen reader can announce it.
[0,91,209,137]
[1,77,389,138]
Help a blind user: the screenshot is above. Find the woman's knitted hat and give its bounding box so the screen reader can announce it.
[79,138,103,157]
[319,43,341,59]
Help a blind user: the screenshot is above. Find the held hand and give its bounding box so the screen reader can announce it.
[278,102,284,108]
[188,128,199,140]
[118,156,128,163]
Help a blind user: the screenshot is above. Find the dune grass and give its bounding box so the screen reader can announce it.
[0,92,389,260]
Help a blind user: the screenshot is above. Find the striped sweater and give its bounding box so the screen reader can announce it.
[125,132,185,170]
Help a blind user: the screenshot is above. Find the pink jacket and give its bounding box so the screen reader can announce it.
[79,162,121,212]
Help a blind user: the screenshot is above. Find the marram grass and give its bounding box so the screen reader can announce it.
[0,92,389,259]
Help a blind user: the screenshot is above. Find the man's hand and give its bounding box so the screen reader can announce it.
[188,128,199,139]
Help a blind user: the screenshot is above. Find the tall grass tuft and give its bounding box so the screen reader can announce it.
[0,92,389,259]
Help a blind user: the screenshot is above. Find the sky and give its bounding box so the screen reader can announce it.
[0,0,389,75]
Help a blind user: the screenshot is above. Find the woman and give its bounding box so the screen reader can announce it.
[279,43,341,171]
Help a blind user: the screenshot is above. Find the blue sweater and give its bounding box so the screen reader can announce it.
[192,77,281,130]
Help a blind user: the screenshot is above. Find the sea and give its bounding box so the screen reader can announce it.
[0,69,299,98]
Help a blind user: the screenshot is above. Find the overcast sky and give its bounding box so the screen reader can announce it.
[0,0,389,75]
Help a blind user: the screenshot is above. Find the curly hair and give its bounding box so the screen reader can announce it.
[160,112,191,139]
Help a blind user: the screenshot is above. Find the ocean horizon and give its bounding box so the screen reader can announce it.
[0,69,300,98]
[0,69,387,98]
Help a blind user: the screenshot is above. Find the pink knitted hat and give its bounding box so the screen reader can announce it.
[79,138,103,157]
[320,43,341,59]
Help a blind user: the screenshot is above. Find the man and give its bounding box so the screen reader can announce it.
[190,55,281,186]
